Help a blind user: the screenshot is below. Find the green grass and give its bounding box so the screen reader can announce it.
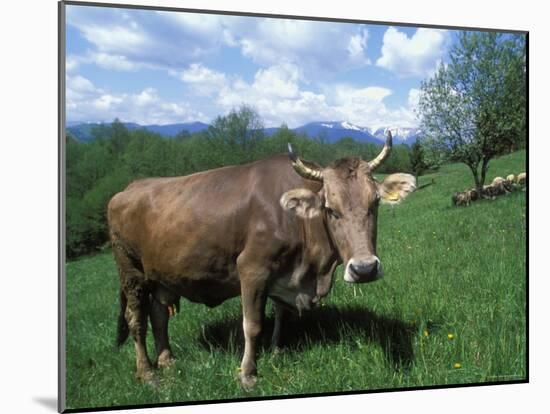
[64,151,527,410]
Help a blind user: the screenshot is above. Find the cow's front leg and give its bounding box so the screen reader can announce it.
[237,259,268,390]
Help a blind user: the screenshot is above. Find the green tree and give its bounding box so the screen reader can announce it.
[409,141,428,179]
[206,105,265,162]
[174,129,191,141]
[417,32,526,191]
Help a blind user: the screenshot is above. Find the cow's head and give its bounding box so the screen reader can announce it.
[281,131,416,283]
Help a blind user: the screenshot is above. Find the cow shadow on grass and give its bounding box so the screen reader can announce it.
[197,305,415,371]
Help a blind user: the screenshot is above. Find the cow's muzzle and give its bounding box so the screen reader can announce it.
[343,256,383,283]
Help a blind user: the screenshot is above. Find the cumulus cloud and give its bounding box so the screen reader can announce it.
[408,88,421,108]
[66,74,206,124]
[89,52,137,71]
[176,62,420,128]
[178,63,227,96]
[66,6,228,71]
[66,55,80,73]
[66,6,427,128]
[376,27,449,77]
[325,84,420,129]
[347,28,371,66]
[67,6,371,75]
[227,18,371,74]
[213,63,331,126]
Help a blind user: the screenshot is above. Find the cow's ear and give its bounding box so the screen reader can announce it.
[280,188,322,219]
[378,173,416,205]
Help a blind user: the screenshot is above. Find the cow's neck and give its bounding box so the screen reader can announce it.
[301,214,339,300]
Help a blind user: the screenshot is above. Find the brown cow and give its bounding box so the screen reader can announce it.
[108,131,415,389]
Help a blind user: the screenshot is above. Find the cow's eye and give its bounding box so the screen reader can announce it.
[326,207,341,220]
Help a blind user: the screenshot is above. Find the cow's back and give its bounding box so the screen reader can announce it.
[108,154,319,302]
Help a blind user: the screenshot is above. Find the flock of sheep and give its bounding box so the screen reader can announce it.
[452,172,527,206]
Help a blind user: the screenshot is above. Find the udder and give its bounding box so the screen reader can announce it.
[268,276,317,316]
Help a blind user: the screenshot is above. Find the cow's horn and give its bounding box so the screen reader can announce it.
[367,129,393,171]
[287,143,323,182]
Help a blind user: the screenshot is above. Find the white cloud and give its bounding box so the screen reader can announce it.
[179,63,227,96]
[347,28,371,65]
[227,18,371,74]
[66,6,424,128]
[66,6,227,70]
[66,55,80,73]
[408,88,421,108]
[332,85,392,105]
[208,63,333,127]
[66,52,138,72]
[90,52,137,71]
[66,74,206,125]
[67,75,96,93]
[67,6,371,75]
[376,27,449,77]
[326,84,420,129]
[251,64,302,99]
[178,63,420,128]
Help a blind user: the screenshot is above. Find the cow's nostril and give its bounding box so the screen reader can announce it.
[350,261,377,276]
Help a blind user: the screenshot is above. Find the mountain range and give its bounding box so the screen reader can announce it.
[67,120,421,145]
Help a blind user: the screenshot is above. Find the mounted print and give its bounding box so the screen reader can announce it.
[59,1,528,411]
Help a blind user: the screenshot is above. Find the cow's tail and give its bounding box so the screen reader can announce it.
[116,289,129,347]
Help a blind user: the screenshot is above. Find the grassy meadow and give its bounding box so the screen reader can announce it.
[64,150,527,410]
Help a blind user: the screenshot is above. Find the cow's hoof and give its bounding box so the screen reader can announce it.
[238,373,258,391]
[136,369,159,387]
[156,350,175,369]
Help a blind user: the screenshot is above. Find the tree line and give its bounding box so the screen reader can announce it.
[66,108,415,258]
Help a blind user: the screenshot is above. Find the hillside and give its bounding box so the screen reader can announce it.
[64,150,526,409]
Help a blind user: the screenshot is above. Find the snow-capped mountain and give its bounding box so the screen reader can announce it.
[292,121,380,144]
[291,121,421,145]
[372,126,422,143]
[67,120,421,145]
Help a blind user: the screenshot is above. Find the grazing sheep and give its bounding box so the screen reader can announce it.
[491,176,512,195]
[468,188,480,202]
[451,192,459,206]
[452,173,520,207]
[452,191,471,206]
[481,185,497,199]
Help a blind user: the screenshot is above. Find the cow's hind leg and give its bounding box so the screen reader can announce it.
[150,296,175,369]
[113,248,155,382]
[271,301,286,351]
[126,291,154,382]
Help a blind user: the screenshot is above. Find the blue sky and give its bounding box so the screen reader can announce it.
[65,4,460,129]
